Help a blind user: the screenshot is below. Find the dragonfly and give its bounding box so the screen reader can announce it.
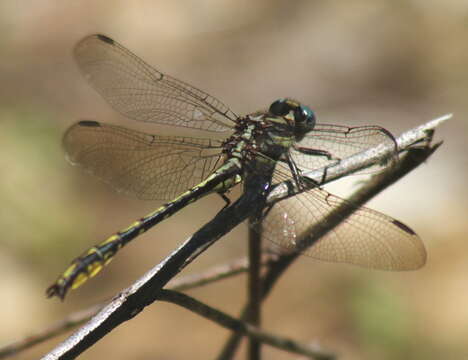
[46,34,426,300]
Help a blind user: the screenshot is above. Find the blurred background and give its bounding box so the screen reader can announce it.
[1,1,467,359]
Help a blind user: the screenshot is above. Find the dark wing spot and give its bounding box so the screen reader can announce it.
[78,120,101,127]
[392,219,416,235]
[97,34,114,44]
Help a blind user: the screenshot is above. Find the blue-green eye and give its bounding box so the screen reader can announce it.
[269,99,291,116]
[294,105,315,124]
[302,105,314,120]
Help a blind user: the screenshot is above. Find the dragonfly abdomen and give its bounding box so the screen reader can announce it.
[47,161,241,299]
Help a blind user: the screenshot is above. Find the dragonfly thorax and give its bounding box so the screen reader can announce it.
[236,99,316,162]
[225,99,316,165]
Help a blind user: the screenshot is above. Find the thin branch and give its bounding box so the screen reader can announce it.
[216,129,444,359]
[41,115,448,360]
[1,256,279,359]
[41,175,271,360]
[168,256,251,291]
[158,290,334,360]
[304,114,449,181]
[267,114,450,203]
[247,214,263,360]
[0,306,100,359]
[0,256,273,359]
[265,141,442,297]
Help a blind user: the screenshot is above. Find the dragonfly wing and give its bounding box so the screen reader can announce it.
[74,35,237,132]
[291,124,397,174]
[261,187,426,270]
[63,121,225,200]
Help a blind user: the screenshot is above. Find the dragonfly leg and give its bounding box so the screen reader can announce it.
[284,153,324,192]
[219,193,231,209]
[283,153,304,189]
[214,173,242,209]
[294,146,337,160]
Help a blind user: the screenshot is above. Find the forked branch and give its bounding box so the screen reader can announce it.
[216,116,447,360]
[38,115,448,360]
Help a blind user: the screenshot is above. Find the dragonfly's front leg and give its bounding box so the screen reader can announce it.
[293,145,337,160]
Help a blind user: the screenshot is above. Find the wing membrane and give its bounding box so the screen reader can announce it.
[74,35,237,132]
[261,188,426,270]
[63,121,225,200]
[292,124,397,174]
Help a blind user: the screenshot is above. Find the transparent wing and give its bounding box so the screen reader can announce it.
[63,121,225,200]
[291,124,397,174]
[261,187,426,270]
[74,34,238,132]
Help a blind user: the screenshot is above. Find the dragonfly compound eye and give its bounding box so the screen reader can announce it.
[294,105,316,126]
[269,99,291,116]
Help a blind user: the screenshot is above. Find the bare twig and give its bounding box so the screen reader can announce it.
[1,257,275,359]
[40,115,448,360]
[247,213,263,360]
[216,118,446,359]
[0,307,100,359]
[267,114,450,203]
[158,290,334,360]
[42,175,272,360]
[168,256,251,291]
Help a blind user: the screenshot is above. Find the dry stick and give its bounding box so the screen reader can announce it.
[158,290,334,360]
[247,213,263,360]
[42,173,272,360]
[41,115,449,360]
[4,118,447,360]
[216,121,446,360]
[0,306,100,360]
[0,257,267,359]
[170,257,251,291]
[4,254,330,360]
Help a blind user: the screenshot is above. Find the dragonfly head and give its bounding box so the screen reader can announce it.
[268,98,316,140]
